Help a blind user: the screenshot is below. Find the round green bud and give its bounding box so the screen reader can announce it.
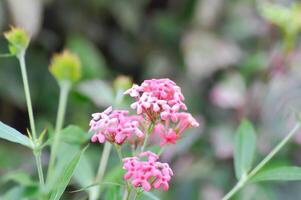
[4,27,30,57]
[49,50,82,83]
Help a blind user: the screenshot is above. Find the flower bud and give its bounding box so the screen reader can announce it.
[49,50,82,83]
[113,75,132,92]
[4,27,30,56]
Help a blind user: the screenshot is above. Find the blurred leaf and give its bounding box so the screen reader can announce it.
[105,185,120,200]
[1,171,36,187]
[49,146,87,200]
[143,191,161,200]
[77,80,114,107]
[0,121,33,149]
[251,166,301,182]
[0,186,23,200]
[74,153,95,197]
[67,34,108,79]
[234,120,256,180]
[60,125,90,145]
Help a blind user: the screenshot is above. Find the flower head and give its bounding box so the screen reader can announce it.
[125,78,187,121]
[125,78,199,146]
[4,27,30,56]
[122,151,173,191]
[89,106,144,145]
[49,50,82,83]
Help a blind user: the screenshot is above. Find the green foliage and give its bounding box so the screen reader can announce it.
[0,121,33,149]
[67,34,108,79]
[49,146,87,200]
[260,2,301,50]
[77,80,114,107]
[60,125,90,145]
[251,166,301,182]
[234,120,256,180]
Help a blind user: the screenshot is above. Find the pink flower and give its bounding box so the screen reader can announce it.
[122,151,173,191]
[125,79,187,121]
[175,112,199,134]
[89,107,144,145]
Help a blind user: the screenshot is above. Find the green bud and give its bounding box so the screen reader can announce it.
[49,50,82,83]
[4,27,30,57]
[113,75,133,91]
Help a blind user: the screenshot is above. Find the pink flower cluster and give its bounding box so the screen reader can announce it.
[89,78,199,192]
[125,78,199,146]
[89,106,144,145]
[125,79,186,119]
[123,151,173,191]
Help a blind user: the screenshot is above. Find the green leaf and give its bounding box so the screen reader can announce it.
[234,119,256,179]
[251,166,301,182]
[0,121,33,149]
[49,146,88,200]
[77,80,114,107]
[67,34,108,79]
[60,125,90,145]
[0,171,36,186]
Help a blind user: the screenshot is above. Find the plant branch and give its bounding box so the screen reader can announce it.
[18,52,44,185]
[47,81,71,181]
[222,123,300,200]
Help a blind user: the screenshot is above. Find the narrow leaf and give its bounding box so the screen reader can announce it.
[49,146,88,200]
[234,119,256,179]
[0,121,33,149]
[251,166,301,182]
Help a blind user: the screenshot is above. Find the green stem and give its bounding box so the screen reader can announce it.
[19,53,37,140]
[141,122,154,152]
[115,144,123,161]
[122,186,131,200]
[18,53,44,185]
[133,192,138,200]
[89,142,112,200]
[34,151,45,185]
[47,81,71,181]
[222,123,300,200]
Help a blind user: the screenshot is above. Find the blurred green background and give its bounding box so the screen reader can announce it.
[2,0,301,199]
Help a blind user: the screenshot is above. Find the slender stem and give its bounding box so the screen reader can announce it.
[18,53,44,185]
[122,186,131,200]
[47,81,71,181]
[222,123,300,200]
[133,192,138,200]
[19,53,37,140]
[89,142,112,200]
[141,122,154,152]
[96,143,112,182]
[158,146,166,156]
[35,151,45,185]
[115,144,123,161]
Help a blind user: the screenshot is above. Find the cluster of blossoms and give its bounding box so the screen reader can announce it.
[89,78,199,192]
[123,151,173,191]
[125,78,199,146]
[89,106,144,145]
